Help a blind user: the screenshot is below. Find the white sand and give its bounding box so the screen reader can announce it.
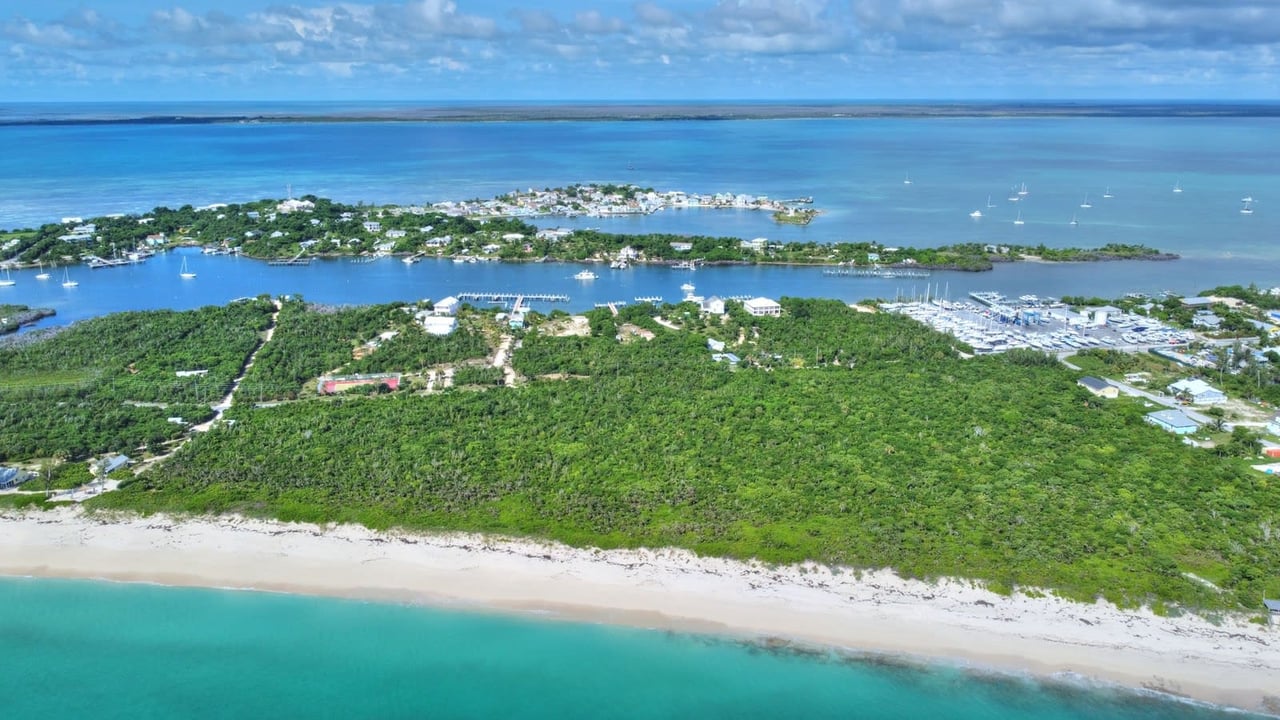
[2,507,1278,714]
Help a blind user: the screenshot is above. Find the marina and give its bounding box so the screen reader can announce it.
[823,266,932,279]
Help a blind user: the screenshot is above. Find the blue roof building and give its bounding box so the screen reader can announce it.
[1145,409,1200,435]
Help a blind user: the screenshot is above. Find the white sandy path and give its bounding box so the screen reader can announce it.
[2,507,1277,715]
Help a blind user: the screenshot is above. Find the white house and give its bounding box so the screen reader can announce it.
[434,296,460,316]
[1167,378,1227,404]
[742,297,783,317]
[277,198,315,213]
[420,315,458,336]
[701,296,726,315]
[669,241,693,252]
[385,229,407,239]
[363,221,382,233]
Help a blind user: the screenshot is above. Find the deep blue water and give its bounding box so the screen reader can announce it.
[0,577,1264,720]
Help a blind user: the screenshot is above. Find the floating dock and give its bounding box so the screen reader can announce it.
[268,251,312,266]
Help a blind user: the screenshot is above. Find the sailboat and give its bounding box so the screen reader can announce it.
[61,268,78,287]
[1018,183,1029,196]
[1079,193,1092,209]
[986,195,995,209]
[1013,211,1025,226]
[35,261,50,280]
[1241,195,1254,203]
[1102,187,1113,199]
[179,257,196,279]
[1173,181,1183,193]
[1241,200,1254,215]
[903,173,912,185]
[0,268,14,287]
[1069,214,1079,226]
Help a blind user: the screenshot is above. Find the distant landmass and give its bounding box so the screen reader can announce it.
[4,101,1280,126]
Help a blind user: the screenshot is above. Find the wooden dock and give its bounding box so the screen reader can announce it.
[268,251,312,266]
[457,292,569,304]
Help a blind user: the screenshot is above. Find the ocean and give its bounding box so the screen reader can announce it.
[0,577,1263,720]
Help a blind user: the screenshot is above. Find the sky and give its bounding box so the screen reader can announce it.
[2,0,1278,102]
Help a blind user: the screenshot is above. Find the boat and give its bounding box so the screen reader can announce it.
[1241,201,1254,215]
[1079,194,1092,209]
[680,282,696,292]
[903,173,912,185]
[1018,183,1028,196]
[0,268,13,287]
[1069,214,1078,226]
[35,261,50,280]
[1173,180,1183,193]
[986,195,995,209]
[179,258,196,279]
[673,260,696,270]
[609,259,629,269]
[402,255,419,264]
[969,209,982,219]
[61,268,78,288]
[1242,195,1254,203]
[1103,187,1113,199]
[574,270,598,280]
[1013,211,1024,226]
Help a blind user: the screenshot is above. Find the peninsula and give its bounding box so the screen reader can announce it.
[0,187,1172,271]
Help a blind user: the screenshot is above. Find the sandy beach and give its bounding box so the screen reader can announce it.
[2,506,1277,715]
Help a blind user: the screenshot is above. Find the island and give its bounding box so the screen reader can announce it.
[3,290,1280,713]
[0,186,1174,272]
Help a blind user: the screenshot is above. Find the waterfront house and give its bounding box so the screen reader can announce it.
[669,241,694,252]
[1167,378,1226,404]
[1076,376,1118,399]
[433,296,460,316]
[1265,599,1280,624]
[0,466,30,489]
[618,246,640,261]
[1145,409,1200,435]
[742,297,783,317]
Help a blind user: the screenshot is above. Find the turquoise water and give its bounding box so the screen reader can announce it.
[0,577,1264,719]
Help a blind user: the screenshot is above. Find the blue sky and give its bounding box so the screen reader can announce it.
[2,0,1277,101]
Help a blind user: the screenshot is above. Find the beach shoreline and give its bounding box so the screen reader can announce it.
[3,507,1277,715]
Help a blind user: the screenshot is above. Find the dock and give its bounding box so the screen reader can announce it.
[634,296,663,304]
[457,292,569,304]
[268,251,312,266]
[85,255,145,269]
[823,267,931,279]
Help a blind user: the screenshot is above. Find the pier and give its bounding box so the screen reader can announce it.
[634,296,663,304]
[85,255,145,269]
[823,267,931,279]
[457,292,569,304]
[268,251,312,266]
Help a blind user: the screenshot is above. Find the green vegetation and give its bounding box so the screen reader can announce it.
[84,298,1280,612]
[236,299,492,402]
[0,299,274,461]
[0,304,55,335]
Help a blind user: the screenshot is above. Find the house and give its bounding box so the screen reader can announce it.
[362,221,382,233]
[175,369,208,378]
[317,373,401,394]
[712,352,741,366]
[742,297,783,317]
[277,198,315,213]
[0,466,30,489]
[420,316,458,336]
[669,241,693,252]
[1145,409,1200,435]
[385,229,407,239]
[618,246,640,261]
[1192,310,1222,329]
[701,296,726,315]
[509,311,526,329]
[95,454,131,476]
[1076,376,1118,399]
[739,237,767,253]
[1179,296,1216,308]
[433,296,460,316]
[707,338,726,352]
[1265,599,1280,624]
[1167,378,1227,404]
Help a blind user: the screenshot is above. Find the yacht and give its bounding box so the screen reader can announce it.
[969,209,983,219]
[402,255,419,264]
[179,257,196,279]
[680,282,696,292]
[61,268,78,288]
[1079,194,1092,209]
[673,260,697,270]
[0,268,14,287]
[574,269,598,281]
[1013,211,1024,226]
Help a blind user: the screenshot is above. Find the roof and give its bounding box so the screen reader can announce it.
[1265,599,1280,612]
[1179,296,1216,307]
[1077,376,1110,391]
[1146,409,1199,428]
[1169,378,1222,396]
